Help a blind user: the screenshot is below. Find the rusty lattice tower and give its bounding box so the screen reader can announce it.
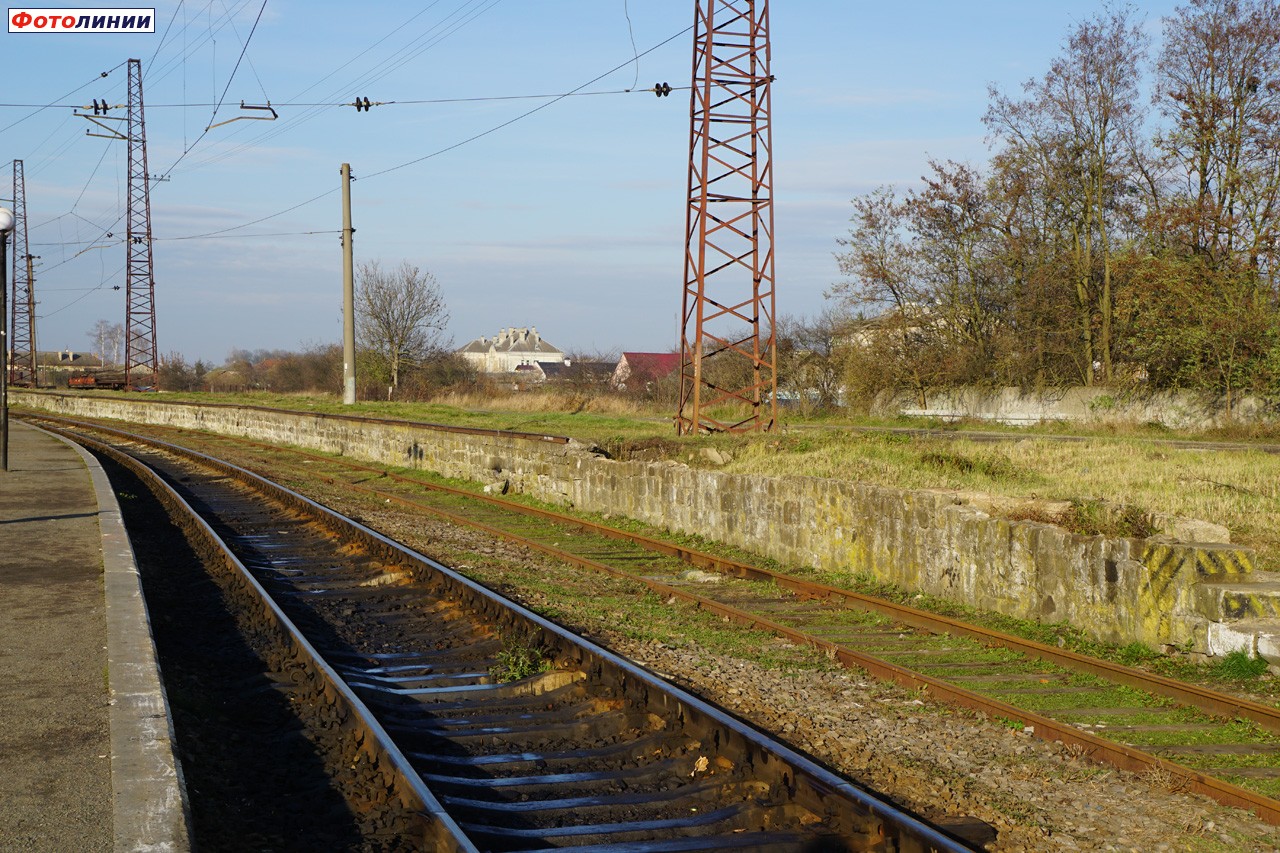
[125,57,158,388]
[676,0,777,435]
[9,159,37,386]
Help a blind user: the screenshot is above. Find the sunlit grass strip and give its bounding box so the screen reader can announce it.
[725,432,1280,569]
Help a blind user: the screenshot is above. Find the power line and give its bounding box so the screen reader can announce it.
[161,0,269,175]
[0,62,127,135]
[363,26,691,181]
[26,14,691,325]
[0,84,685,111]
[154,229,339,241]
[146,0,186,71]
[159,189,335,240]
[37,264,125,320]
[145,0,258,89]
[156,25,690,241]
[205,0,269,128]
[178,0,505,174]
[623,0,640,92]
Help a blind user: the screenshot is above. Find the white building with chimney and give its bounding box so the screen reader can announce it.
[457,327,566,373]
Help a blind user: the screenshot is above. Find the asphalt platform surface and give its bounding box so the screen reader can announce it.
[0,420,188,852]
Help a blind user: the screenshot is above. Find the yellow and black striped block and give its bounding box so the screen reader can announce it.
[1142,542,1254,583]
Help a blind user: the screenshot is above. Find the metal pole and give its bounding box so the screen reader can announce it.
[1,228,9,471]
[341,163,356,405]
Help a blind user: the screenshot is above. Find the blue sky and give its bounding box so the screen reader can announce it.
[2,0,1181,364]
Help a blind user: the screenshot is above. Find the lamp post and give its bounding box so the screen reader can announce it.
[0,206,13,472]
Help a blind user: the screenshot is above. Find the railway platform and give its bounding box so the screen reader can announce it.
[0,420,190,852]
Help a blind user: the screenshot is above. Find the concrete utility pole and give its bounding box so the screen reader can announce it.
[0,206,13,471]
[341,163,356,405]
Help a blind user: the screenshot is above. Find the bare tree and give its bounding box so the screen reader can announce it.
[985,5,1150,384]
[87,319,124,366]
[831,186,936,405]
[1156,0,1280,285]
[355,260,451,399]
[775,310,846,412]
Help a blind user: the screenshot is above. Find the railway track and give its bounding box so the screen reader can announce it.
[48,419,975,852]
[28,413,1280,829]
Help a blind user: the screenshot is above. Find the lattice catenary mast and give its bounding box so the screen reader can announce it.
[676,0,777,435]
[9,159,37,387]
[124,57,158,389]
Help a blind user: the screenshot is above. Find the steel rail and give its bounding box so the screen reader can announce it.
[312,466,1280,826]
[82,414,1280,734]
[20,390,571,444]
[49,417,975,853]
[62,428,478,852]
[34,414,1280,825]
[314,442,1280,733]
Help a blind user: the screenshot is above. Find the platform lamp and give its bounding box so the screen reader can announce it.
[0,206,12,472]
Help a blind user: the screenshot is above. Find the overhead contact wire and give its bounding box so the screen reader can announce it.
[163,25,689,240]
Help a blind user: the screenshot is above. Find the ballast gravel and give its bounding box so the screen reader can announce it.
[349,499,1280,853]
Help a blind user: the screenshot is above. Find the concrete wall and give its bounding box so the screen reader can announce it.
[17,390,1255,653]
[880,386,1278,429]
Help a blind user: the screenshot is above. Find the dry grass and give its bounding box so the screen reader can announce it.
[723,432,1280,569]
[431,388,659,418]
[53,388,1279,568]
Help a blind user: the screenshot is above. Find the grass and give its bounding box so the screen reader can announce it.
[72,414,1280,832]
[1213,650,1271,680]
[1119,718,1280,747]
[489,631,554,683]
[66,411,1280,705]
[723,430,1280,565]
[30,392,1280,663]
[785,570,1280,702]
[36,389,1280,567]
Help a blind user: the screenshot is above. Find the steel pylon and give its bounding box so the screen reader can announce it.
[9,159,37,387]
[124,57,158,389]
[676,0,777,435]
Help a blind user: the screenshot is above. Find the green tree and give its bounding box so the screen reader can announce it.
[985,5,1150,383]
[1125,253,1280,411]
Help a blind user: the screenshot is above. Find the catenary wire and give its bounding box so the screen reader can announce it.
[156,25,689,241]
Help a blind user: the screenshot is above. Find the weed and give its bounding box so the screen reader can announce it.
[1212,649,1270,680]
[1140,764,1190,794]
[1116,641,1160,667]
[489,631,553,683]
[1060,500,1156,539]
[1089,394,1117,412]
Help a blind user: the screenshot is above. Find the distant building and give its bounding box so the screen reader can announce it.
[540,360,617,384]
[37,349,103,373]
[611,352,680,390]
[458,327,566,373]
[29,349,104,387]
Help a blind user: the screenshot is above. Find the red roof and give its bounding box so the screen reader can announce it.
[619,352,680,382]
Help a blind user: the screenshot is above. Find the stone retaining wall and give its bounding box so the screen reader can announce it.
[17,391,1253,652]
[882,386,1278,429]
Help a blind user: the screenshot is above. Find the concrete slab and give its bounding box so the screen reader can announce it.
[1206,618,1280,669]
[1197,571,1280,623]
[0,421,190,852]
